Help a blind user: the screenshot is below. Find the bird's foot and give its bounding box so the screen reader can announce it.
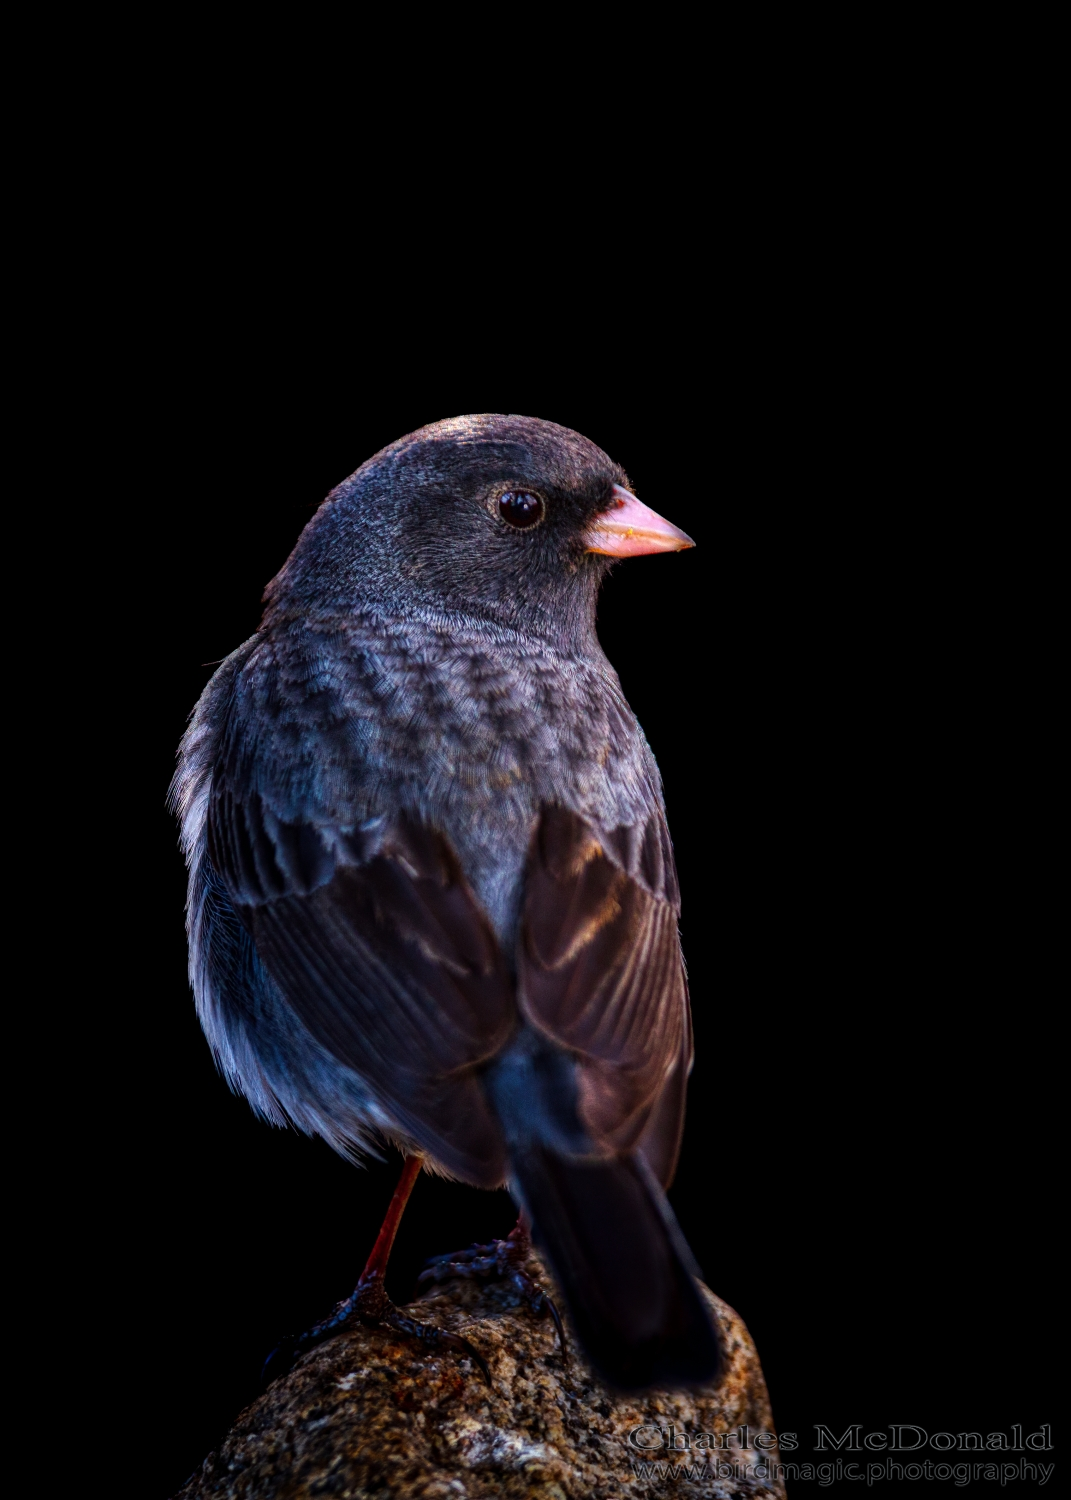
[417,1223,567,1360]
[262,1270,491,1386]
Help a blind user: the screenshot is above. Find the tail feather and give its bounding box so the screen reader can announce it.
[511,1145,722,1389]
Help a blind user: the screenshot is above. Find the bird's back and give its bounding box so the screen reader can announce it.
[207,606,667,949]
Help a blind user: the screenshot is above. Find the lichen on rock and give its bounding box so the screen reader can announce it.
[177,1252,785,1499]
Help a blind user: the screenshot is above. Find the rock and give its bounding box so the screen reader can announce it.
[177,1252,785,1499]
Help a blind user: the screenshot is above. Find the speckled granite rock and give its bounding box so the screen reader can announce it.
[177,1253,785,1499]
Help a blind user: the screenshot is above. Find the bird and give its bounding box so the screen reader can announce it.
[170,413,721,1391]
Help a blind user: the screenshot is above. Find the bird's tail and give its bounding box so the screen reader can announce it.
[508,1142,722,1390]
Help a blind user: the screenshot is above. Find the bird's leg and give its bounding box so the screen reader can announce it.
[262,1155,490,1385]
[417,1211,567,1360]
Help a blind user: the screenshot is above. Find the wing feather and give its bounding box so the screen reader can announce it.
[208,791,516,1185]
[519,806,692,1183]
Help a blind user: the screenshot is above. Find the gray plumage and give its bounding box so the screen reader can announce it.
[171,414,716,1387]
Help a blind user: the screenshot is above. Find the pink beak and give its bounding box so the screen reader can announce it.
[584,484,695,557]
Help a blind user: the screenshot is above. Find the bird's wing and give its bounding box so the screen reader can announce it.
[519,805,692,1187]
[207,786,516,1185]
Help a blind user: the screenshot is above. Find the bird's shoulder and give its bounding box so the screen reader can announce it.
[234,609,645,768]
[183,612,668,907]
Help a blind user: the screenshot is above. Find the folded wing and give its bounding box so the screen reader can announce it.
[207,788,516,1185]
[519,805,692,1188]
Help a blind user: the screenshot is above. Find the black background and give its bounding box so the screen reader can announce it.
[73,189,1055,1495]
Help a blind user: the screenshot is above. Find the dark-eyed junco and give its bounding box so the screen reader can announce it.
[171,414,720,1389]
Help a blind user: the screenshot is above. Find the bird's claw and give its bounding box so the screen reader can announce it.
[261,1273,490,1387]
[383,1307,492,1385]
[260,1335,300,1385]
[417,1224,568,1363]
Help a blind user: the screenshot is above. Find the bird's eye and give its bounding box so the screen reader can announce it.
[498,491,545,529]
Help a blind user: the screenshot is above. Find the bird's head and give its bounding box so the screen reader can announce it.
[264,414,693,647]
